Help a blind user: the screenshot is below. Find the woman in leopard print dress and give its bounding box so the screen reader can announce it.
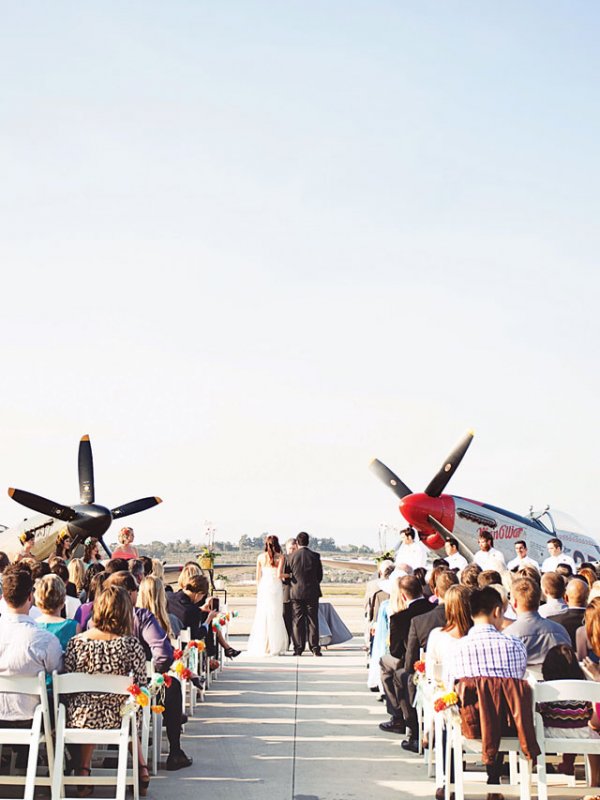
[63,585,149,795]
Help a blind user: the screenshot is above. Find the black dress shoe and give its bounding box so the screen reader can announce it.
[401,737,419,753]
[312,650,323,656]
[379,719,406,734]
[166,751,193,771]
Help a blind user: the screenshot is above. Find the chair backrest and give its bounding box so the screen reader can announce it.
[52,672,132,696]
[178,628,191,645]
[0,673,46,697]
[534,678,600,705]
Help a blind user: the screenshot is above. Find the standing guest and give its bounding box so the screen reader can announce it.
[14,531,37,562]
[0,566,63,723]
[548,577,589,647]
[507,540,540,572]
[289,532,323,657]
[507,577,570,674]
[472,531,506,572]
[64,585,149,794]
[395,528,428,572]
[443,537,468,574]
[68,559,86,602]
[51,529,72,562]
[35,574,80,649]
[109,527,139,561]
[541,537,576,573]
[83,537,102,568]
[283,538,298,645]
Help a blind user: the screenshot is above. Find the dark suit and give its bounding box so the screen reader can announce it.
[289,546,323,654]
[548,607,586,648]
[404,602,447,672]
[380,597,434,732]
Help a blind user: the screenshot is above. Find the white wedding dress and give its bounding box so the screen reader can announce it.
[247,564,288,656]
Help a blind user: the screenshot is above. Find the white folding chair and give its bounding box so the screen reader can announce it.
[177,629,196,714]
[0,672,53,800]
[51,671,139,800]
[141,663,163,776]
[534,678,600,800]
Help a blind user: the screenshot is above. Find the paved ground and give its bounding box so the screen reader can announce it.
[153,637,441,800]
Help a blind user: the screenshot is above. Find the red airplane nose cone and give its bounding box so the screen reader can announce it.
[399,493,455,550]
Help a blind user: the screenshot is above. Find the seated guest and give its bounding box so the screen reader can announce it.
[49,561,80,619]
[68,559,86,603]
[426,584,472,681]
[478,570,503,588]
[137,576,179,639]
[548,576,589,647]
[367,577,401,691]
[177,562,201,590]
[139,556,153,577]
[74,572,108,631]
[460,562,481,590]
[539,644,600,782]
[448,586,528,788]
[517,564,542,584]
[81,563,105,601]
[128,559,145,585]
[508,577,570,675]
[106,572,192,771]
[578,565,598,589]
[151,560,164,580]
[578,597,600,665]
[539,572,567,618]
[405,570,459,675]
[64,585,149,794]
[35,574,80,649]
[168,574,240,658]
[109,527,139,561]
[104,558,128,575]
[556,563,574,581]
[0,566,63,723]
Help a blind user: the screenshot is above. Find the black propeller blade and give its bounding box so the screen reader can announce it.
[8,488,78,522]
[426,514,452,540]
[369,459,412,500]
[424,430,474,498]
[111,496,162,519]
[78,435,95,504]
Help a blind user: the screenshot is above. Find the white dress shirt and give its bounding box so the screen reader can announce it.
[507,555,540,572]
[445,552,468,573]
[473,547,507,571]
[0,612,63,720]
[541,554,576,573]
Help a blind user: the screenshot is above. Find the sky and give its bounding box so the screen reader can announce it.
[1,2,599,549]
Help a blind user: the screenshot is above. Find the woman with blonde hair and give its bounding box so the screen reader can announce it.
[177,562,201,590]
[151,559,164,580]
[35,574,80,650]
[109,527,139,561]
[367,576,405,691]
[136,576,174,638]
[68,559,86,602]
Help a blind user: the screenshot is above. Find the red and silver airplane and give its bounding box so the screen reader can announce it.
[370,431,600,567]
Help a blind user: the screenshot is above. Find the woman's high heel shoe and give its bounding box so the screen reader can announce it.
[224,647,241,658]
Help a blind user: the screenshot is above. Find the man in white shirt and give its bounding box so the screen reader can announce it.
[395,528,428,572]
[472,530,506,571]
[443,537,468,574]
[0,565,63,724]
[541,537,576,573]
[506,540,540,573]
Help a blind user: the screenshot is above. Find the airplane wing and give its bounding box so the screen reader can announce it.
[320,558,378,574]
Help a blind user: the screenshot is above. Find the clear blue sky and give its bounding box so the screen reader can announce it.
[1,2,599,547]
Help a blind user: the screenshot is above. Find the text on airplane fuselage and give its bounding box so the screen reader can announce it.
[477,524,523,540]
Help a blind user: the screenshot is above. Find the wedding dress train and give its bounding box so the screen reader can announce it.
[247,565,288,656]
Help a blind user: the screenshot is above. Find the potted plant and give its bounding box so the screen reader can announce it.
[198,546,220,571]
[213,573,228,591]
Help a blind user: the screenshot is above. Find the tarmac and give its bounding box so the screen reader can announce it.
[153,636,442,800]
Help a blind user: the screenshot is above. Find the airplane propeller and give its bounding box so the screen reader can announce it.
[8,435,162,555]
[370,430,475,551]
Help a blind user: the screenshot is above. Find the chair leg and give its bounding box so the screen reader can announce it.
[452,724,465,800]
[24,709,42,800]
[537,750,548,800]
[51,706,66,800]
[509,750,518,784]
[116,720,130,800]
[518,753,532,800]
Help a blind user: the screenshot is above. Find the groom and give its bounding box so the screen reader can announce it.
[289,531,323,656]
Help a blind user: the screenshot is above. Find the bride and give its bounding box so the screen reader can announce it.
[247,535,289,656]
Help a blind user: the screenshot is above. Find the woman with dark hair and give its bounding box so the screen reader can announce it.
[247,535,288,656]
[15,531,36,562]
[425,585,473,682]
[64,584,149,795]
[83,537,102,568]
[51,529,73,562]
